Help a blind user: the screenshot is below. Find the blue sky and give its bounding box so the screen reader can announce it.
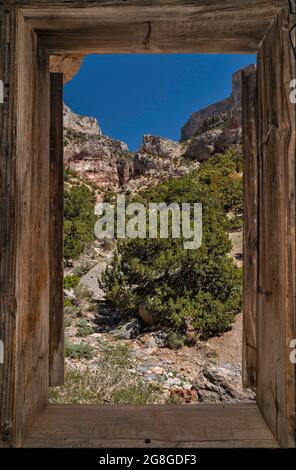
[65,54,255,151]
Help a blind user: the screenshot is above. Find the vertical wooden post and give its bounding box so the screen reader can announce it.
[242,67,258,389]
[49,73,64,387]
[0,7,17,448]
[256,8,296,448]
[1,9,50,447]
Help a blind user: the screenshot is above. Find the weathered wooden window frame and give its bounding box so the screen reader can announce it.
[0,1,295,448]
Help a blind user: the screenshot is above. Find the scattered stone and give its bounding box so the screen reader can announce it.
[112,319,141,340]
[170,386,197,404]
[149,366,166,376]
[64,288,75,300]
[152,331,167,348]
[166,377,183,387]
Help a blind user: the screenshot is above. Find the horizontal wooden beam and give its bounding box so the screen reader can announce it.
[22,404,279,448]
[36,21,268,54]
[9,0,287,8]
[16,2,283,54]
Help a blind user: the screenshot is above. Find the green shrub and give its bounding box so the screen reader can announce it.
[64,318,72,328]
[164,332,185,350]
[74,283,93,301]
[64,166,78,182]
[64,297,74,308]
[65,341,94,359]
[64,274,80,290]
[110,382,160,405]
[102,148,243,338]
[72,260,95,277]
[76,319,94,337]
[64,182,97,260]
[49,341,162,405]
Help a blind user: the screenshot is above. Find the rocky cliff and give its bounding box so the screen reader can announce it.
[63,64,253,192]
[181,64,255,140]
[63,107,199,193]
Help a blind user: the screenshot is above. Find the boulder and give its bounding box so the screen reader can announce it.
[214,128,242,152]
[194,363,255,404]
[184,130,222,162]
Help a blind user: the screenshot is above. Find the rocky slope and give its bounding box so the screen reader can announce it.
[61,239,251,405]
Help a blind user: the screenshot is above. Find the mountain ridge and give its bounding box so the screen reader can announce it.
[63,64,254,193]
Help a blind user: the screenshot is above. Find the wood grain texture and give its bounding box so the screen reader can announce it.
[1,8,50,448]
[49,73,64,387]
[35,22,268,54]
[8,0,288,6]
[16,1,284,54]
[22,404,279,448]
[0,0,295,449]
[0,8,17,448]
[256,8,296,448]
[242,67,258,389]
[14,11,50,446]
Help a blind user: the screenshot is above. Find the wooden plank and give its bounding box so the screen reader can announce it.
[256,8,296,448]
[21,5,282,26]
[22,404,279,448]
[36,21,268,54]
[0,7,18,448]
[14,12,50,446]
[9,0,287,7]
[49,73,64,387]
[1,8,50,448]
[17,2,284,54]
[242,67,257,389]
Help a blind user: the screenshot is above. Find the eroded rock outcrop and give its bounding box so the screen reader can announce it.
[139,135,183,160]
[50,55,84,83]
[63,64,254,189]
[64,105,102,136]
[181,64,255,141]
[194,363,255,404]
[63,107,199,191]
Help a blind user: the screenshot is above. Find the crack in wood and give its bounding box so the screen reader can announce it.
[289,0,296,57]
[143,21,152,46]
[290,24,296,58]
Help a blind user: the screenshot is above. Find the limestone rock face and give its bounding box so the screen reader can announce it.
[64,106,131,188]
[64,105,102,136]
[181,64,256,141]
[181,98,233,141]
[215,127,242,152]
[63,64,252,190]
[64,108,200,192]
[232,65,256,109]
[184,129,223,162]
[50,55,84,83]
[129,134,200,191]
[64,133,131,189]
[139,135,183,160]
